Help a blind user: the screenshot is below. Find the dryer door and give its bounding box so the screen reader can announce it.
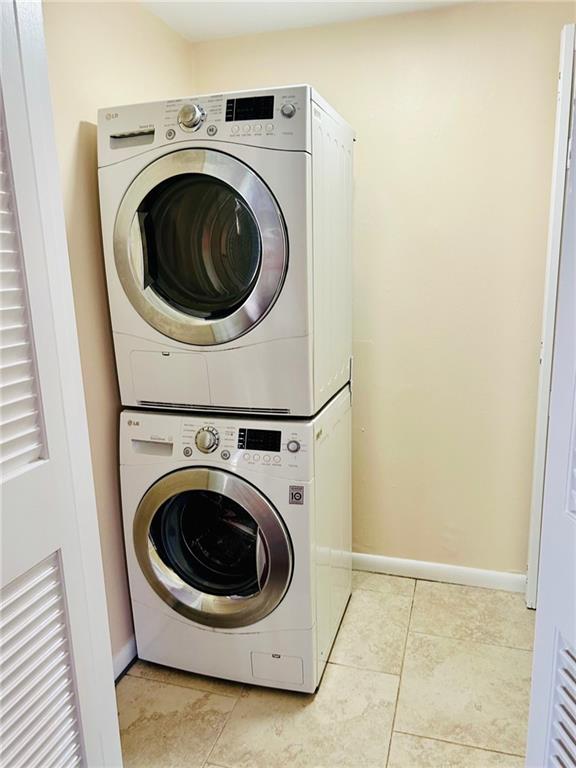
[114,149,287,345]
[133,467,293,628]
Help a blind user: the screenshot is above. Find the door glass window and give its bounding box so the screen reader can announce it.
[138,175,261,320]
[149,489,266,597]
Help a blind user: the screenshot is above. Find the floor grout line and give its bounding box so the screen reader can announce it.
[384,577,417,768]
[406,628,534,654]
[393,729,527,759]
[201,685,244,768]
[125,668,243,699]
[326,658,401,677]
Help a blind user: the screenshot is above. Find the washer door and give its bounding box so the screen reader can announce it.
[134,468,293,628]
[114,149,287,345]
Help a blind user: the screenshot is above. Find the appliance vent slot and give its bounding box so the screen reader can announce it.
[549,637,576,767]
[110,129,155,149]
[0,552,84,768]
[0,86,45,480]
[138,400,291,415]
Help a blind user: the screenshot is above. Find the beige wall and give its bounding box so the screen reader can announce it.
[43,1,196,660]
[44,1,575,660]
[193,2,575,573]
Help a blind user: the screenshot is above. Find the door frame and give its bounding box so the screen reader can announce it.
[526,23,575,609]
[3,1,122,763]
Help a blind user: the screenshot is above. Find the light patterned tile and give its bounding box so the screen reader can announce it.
[411,581,535,649]
[388,732,526,767]
[116,674,235,768]
[330,585,412,673]
[395,633,532,756]
[128,659,242,698]
[352,570,415,597]
[210,663,399,768]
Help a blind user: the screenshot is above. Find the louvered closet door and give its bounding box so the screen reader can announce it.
[0,85,44,476]
[0,2,121,766]
[526,24,576,768]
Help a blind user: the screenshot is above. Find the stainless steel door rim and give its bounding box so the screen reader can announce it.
[133,467,293,628]
[114,148,288,345]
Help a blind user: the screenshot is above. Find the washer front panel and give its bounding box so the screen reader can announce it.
[114,149,288,345]
[133,467,293,628]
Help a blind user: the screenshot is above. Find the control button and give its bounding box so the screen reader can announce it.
[231,125,240,135]
[281,103,296,118]
[265,124,274,133]
[221,449,231,460]
[287,440,301,453]
[263,455,270,463]
[273,455,281,464]
[253,123,262,133]
[207,124,218,136]
[165,128,176,140]
[243,452,250,461]
[178,103,206,131]
[242,125,251,134]
[183,446,192,457]
[253,454,261,462]
[195,426,219,454]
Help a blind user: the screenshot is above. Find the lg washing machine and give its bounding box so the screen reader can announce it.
[119,386,351,692]
[98,85,354,416]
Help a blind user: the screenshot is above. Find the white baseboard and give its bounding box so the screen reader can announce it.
[352,552,527,594]
[113,635,137,680]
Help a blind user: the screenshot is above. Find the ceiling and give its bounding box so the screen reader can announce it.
[143,2,459,43]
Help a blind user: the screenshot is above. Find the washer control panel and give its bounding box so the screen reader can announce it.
[121,410,312,480]
[180,419,307,473]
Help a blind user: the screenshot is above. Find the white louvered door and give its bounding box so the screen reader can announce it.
[526,24,576,768]
[0,88,44,477]
[0,2,121,766]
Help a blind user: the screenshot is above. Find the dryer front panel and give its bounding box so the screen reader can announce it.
[133,467,293,628]
[114,148,288,345]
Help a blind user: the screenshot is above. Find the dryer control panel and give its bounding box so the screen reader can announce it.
[163,88,307,148]
[98,85,312,167]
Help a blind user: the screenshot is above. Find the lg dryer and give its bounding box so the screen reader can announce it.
[119,386,352,692]
[98,85,354,416]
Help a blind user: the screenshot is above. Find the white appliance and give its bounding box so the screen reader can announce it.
[97,85,353,416]
[119,386,352,692]
[98,85,353,416]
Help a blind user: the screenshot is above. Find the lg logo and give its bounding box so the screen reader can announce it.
[105,112,119,121]
[127,419,140,427]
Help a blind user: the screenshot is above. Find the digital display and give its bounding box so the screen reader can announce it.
[237,428,281,452]
[225,96,274,122]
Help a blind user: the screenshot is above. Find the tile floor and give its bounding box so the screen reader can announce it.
[116,573,535,768]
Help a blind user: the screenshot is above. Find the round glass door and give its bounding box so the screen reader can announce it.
[114,149,288,346]
[134,468,292,628]
[138,175,261,321]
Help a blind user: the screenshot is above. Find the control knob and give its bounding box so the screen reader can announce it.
[280,103,296,118]
[195,426,219,453]
[178,103,206,131]
[287,440,301,453]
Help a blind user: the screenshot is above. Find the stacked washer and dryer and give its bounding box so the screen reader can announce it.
[97,85,354,693]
